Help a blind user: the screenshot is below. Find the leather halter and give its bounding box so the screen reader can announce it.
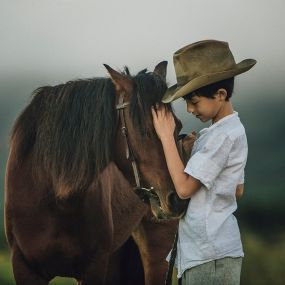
[116,92,158,201]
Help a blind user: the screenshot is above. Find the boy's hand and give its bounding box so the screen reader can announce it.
[182,131,197,160]
[151,105,176,141]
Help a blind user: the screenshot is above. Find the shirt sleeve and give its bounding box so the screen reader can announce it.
[184,132,233,190]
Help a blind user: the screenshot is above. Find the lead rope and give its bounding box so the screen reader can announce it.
[165,230,178,285]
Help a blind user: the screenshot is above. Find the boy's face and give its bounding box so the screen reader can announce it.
[186,93,223,123]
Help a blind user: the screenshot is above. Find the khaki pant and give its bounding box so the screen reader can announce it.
[181,257,242,285]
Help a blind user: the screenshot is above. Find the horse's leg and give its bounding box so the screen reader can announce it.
[132,215,178,285]
[104,247,124,285]
[79,249,111,285]
[78,232,144,285]
[104,237,144,285]
[11,243,50,285]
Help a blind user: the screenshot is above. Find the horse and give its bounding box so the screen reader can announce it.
[4,61,189,285]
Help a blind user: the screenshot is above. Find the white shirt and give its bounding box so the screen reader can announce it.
[174,111,247,278]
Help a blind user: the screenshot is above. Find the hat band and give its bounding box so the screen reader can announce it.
[177,66,238,87]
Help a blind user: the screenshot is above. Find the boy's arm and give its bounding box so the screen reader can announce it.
[236,184,244,199]
[160,136,202,199]
[151,106,201,199]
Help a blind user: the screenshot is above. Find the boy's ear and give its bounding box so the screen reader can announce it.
[216,88,227,101]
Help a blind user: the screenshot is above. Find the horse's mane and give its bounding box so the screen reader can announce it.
[10,68,168,198]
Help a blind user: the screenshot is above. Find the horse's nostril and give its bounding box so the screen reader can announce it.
[167,192,178,207]
[167,191,189,216]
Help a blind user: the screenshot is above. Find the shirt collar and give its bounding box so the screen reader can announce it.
[199,111,239,136]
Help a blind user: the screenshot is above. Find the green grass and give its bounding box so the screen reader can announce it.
[49,278,77,285]
[241,229,285,285]
[0,252,14,285]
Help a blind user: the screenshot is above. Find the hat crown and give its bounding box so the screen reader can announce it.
[161,39,256,103]
[174,40,236,86]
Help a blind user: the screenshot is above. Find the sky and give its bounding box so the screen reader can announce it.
[0,0,284,140]
[1,1,284,83]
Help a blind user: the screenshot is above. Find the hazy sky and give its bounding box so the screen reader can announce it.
[1,1,284,80]
[0,0,284,133]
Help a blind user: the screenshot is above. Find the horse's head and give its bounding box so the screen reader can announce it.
[104,62,189,219]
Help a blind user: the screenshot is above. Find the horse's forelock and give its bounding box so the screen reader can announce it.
[129,71,169,137]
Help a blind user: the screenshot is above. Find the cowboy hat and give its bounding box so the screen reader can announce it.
[162,40,256,103]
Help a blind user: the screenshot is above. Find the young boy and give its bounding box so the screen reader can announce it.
[151,40,256,285]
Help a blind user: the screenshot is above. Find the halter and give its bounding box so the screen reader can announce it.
[116,92,159,202]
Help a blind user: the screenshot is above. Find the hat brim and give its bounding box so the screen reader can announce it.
[162,58,257,103]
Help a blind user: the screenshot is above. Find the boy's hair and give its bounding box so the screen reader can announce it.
[183,77,235,101]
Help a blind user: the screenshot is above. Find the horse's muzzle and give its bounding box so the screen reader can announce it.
[134,186,189,219]
[166,192,189,218]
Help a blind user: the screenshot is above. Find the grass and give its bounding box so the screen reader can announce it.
[0,252,14,285]
[241,229,285,285]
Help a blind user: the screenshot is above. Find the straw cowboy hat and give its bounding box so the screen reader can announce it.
[162,40,257,103]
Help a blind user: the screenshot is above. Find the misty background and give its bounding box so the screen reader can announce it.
[0,0,284,284]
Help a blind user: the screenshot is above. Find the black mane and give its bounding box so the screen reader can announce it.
[10,68,168,197]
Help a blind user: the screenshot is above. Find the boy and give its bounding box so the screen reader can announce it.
[151,40,256,285]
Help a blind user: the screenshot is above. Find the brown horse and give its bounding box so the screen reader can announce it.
[4,62,189,285]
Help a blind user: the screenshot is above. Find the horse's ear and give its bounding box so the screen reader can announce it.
[103,64,132,93]
[153,61,168,82]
